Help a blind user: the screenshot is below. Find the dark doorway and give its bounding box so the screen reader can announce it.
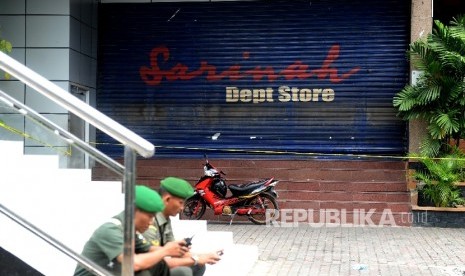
[0,247,43,276]
[69,84,89,169]
[434,0,465,24]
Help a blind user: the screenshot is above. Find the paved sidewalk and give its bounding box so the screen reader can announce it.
[207,223,465,276]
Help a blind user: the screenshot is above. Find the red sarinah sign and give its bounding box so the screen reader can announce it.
[140,45,360,86]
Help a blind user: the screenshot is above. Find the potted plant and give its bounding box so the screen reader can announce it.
[413,149,465,207]
[393,14,465,226]
[393,15,465,157]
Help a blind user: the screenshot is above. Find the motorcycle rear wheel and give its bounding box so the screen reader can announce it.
[246,193,279,225]
[182,195,206,220]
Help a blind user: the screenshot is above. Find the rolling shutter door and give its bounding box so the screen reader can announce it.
[97,0,409,158]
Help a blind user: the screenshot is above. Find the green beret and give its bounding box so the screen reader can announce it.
[135,185,165,213]
[161,177,194,199]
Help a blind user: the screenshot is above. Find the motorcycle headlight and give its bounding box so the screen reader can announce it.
[204,168,218,177]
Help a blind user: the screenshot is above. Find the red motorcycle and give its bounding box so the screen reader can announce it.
[182,155,279,225]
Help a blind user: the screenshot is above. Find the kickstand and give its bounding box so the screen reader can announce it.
[229,211,238,225]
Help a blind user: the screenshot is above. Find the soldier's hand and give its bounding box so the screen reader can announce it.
[198,252,222,265]
[163,240,189,257]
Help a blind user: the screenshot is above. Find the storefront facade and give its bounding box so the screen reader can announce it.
[0,0,437,225]
[97,0,410,159]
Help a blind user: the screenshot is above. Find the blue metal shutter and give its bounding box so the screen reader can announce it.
[97,0,409,159]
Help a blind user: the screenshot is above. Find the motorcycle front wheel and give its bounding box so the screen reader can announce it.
[182,194,206,220]
[246,192,279,225]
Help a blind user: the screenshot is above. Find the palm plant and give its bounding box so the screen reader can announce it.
[393,15,465,157]
[413,149,465,207]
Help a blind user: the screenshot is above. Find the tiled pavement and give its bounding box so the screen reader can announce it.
[207,222,465,276]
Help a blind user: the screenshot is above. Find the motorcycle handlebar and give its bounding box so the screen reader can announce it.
[204,154,226,175]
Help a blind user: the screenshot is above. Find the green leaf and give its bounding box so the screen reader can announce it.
[394,14,465,156]
[416,86,441,104]
[434,113,460,134]
[420,137,442,157]
[0,39,12,53]
[393,86,418,111]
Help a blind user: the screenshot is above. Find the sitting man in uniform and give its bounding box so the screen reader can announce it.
[74,185,189,276]
[143,177,222,276]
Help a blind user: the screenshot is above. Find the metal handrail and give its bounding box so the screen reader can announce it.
[122,147,136,275]
[0,52,149,275]
[0,203,113,276]
[0,90,125,176]
[0,51,154,158]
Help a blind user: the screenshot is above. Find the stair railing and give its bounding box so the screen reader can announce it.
[0,51,153,276]
[0,203,113,276]
[0,90,125,176]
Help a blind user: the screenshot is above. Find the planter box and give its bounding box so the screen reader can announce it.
[411,206,465,228]
[410,189,465,228]
[407,164,465,228]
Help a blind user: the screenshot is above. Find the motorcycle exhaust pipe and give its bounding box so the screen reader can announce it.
[235,208,266,215]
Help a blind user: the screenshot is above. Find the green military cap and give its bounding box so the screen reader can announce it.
[135,185,165,213]
[161,177,194,199]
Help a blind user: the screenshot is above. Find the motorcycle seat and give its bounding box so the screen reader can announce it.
[228,179,271,197]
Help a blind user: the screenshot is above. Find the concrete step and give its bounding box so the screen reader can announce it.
[278,190,410,203]
[0,139,125,276]
[171,216,258,275]
[108,158,411,227]
[1,179,125,276]
[0,140,60,169]
[0,140,23,157]
[204,244,258,276]
[133,159,407,183]
[0,213,77,276]
[10,154,60,170]
[170,215,208,238]
[1,140,257,276]
[94,158,406,187]
[281,180,408,192]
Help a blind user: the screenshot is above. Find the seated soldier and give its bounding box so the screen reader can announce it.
[143,177,222,276]
[74,185,189,276]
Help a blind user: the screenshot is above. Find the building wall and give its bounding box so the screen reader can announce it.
[0,0,432,164]
[0,0,98,167]
[95,0,432,158]
[409,0,432,154]
[97,0,411,159]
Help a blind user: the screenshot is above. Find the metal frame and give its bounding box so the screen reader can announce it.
[0,204,113,276]
[0,51,156,275]
[0,52,154,158]
[0,90,125,176]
